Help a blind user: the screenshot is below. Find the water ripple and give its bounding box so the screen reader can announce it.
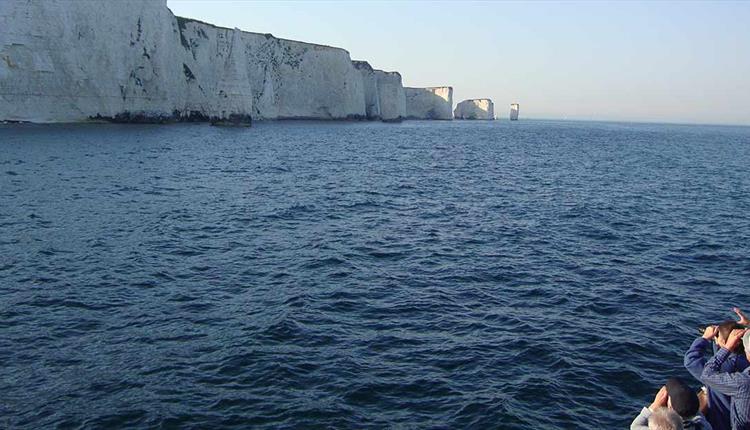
[1,120,749,428]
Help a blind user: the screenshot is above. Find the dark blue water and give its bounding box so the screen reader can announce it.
[1,120,749,429]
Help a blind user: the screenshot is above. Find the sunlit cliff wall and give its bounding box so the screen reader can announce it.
[454,98,494,120]
[0,0,367,123]
[404,86,453,120]
[0,0,455,124]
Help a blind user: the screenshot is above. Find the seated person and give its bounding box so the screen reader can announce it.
[631,378,712,430]
[701,328,750,430]
[685,308,750,430]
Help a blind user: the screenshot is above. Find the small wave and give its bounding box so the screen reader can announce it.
[264,203,316,220]
[3,121,750,429]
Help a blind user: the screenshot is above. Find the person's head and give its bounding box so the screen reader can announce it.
[717,320,743,351]
[649,407,684,430]
[665,378,699,420]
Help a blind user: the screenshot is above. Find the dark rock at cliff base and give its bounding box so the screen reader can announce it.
[210,113,252,127]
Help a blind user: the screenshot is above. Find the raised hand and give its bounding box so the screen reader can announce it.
[703,325,719,340]
[734,307,750,326]
[649,386,668,411]
[725,328,747,352]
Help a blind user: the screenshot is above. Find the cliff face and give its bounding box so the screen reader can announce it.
[374,70,406,122]
[352,61,406,122]
[454,98,494,120]
[237,33,365,120]
[210,28,253,125]
[404,87,453,120]
[0,0,454,124]
[0,0,368,123]
[0,0,185,122]
[353,61,381,120]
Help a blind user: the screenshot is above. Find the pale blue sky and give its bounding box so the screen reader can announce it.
[168,1,750,125]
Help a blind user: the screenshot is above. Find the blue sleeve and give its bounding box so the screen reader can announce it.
[684,337,710,381]
[700,414,714,430]
[701,348,747,397]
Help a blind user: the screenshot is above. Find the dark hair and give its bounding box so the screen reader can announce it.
[718,320,745,354]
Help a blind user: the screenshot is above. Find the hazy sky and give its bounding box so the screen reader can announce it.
[168,1,750,125]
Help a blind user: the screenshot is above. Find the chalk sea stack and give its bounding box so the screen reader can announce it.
[454,99,494,120]
[510,103,520,121]
[404,87,454,120]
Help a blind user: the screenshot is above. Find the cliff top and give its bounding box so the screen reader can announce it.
[405,86,453,91]
[172,12,352,54]
[352,60,401,76]
[352,60,374,71]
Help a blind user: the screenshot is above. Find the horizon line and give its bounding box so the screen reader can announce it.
[510,117,750,128]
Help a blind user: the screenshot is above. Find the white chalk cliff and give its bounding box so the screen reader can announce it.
[454,99,494,120]
[352,61,406,122]
[404,87,454,120]
[210,28,253,125]
[0,0,454,124]
[375,70,406,122]
[1,0,184,122]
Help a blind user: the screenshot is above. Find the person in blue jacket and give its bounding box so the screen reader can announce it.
[701,326,750,430]
[685,308,750,430]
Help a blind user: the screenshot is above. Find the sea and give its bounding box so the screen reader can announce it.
[1,119,749,429]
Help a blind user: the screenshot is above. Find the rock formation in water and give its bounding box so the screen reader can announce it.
[404,87,453,120]
[0,0,455,124]
[454,98,494,120]
[510,103,520,121]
